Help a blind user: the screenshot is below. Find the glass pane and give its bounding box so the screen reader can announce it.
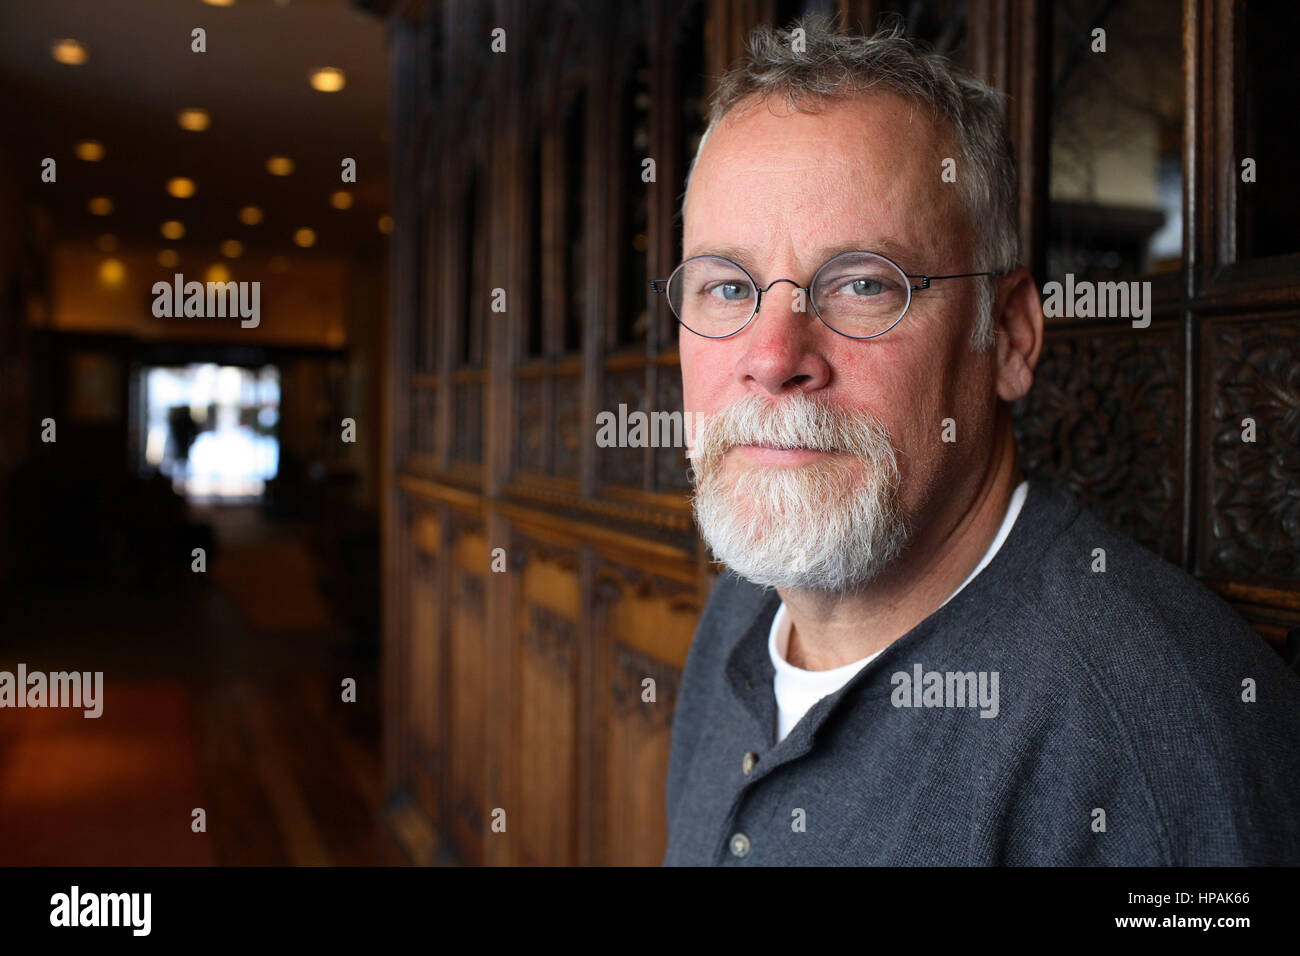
[525,134,544,358]
[563,89,587,354]
[414,208,430,373]
[671,0,707,275]
[1235,0,1300,261]
[616,49,651,349]
[460,169,479,366]
[1047,0,1184,281]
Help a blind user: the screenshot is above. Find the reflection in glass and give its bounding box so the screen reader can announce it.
[1048,0,1183,281]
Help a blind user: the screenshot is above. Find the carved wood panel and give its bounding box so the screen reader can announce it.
[383,0,1300,870]
[591,558,699,864]
[1202,317,1300,580]
[1011,324,1184,564]
[601,368,649,487]
[511,535,582,866]
[447,524,487,866]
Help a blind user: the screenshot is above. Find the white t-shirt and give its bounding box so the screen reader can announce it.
[769,480,1029,742]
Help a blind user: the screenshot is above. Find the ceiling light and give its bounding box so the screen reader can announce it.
[51,39,88,65]
[160,220,185,240]
[309,68,346,92]
[98,258,125,288]
[166,177,196,198]
[293,228,316,248]
[377,214,393,234]
[87,197,113,215]
[202,0,236,7]
[205,264,232,283]
[239,205,263,225]
[177,109,210,132]
[329,191,353,210]
[266,156,294,176]
[75,140,105,162]
[158,249,180,268]
[220,240,244,258]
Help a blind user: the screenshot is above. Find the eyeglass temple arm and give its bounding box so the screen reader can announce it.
[907,270,1004,291]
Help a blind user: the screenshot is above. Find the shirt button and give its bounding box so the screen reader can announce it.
[741,751,759,775]
[729,832,751,858]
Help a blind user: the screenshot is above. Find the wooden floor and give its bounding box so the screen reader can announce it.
[0,506,414,866]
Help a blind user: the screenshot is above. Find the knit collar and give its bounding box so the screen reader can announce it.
[721,476,1081,750]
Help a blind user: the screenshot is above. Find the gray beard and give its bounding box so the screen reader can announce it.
[688,393,911,592]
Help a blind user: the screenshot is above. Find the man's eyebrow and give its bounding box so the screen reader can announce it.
[681,239,920,272]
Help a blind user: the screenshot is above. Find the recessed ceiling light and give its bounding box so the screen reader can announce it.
[158,249,180,268]
[239,205,263,225]
[75,140,105,162]
[160,220,185,240]
[98,258,125,287]
[266,155,294,176]
[309,68,346,93]
[377,214,393,234]
[329,191,353,210]
[166,177,196,199]
[87,197,113,216]
[293,228,316,248]
[220,240,244,258]
[51,39,88,65]
[177,108,210,132]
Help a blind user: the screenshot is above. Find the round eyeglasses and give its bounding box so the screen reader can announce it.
[649,250,1000,340]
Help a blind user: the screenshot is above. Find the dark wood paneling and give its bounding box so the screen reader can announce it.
[380,0,1300,868]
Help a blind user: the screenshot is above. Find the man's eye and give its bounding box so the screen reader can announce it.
[841,277,885,296]
[708,282,752,302]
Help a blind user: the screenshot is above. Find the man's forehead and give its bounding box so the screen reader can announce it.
[683,93,960,268]
[682,238,920,270]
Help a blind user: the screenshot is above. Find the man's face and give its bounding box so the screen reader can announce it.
[680,92,999,591]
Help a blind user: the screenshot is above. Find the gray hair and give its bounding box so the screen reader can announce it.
[684,13,1020,351]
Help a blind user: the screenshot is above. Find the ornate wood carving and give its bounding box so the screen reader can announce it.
[553,375,582,478]
[654,364,691,490]
[611,644,681,724]
[593,559,699,608]
[1011,326,1184,563]
[446,507,484,537]
[522,602,577,672]
[601,369,649,486]
[513,534,582,573]
[452,382,483,464]
[1203,319,1300,579]
[456,568,485,610]
[514,376,546,473]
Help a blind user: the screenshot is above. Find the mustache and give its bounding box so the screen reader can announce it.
[688,393,894,461]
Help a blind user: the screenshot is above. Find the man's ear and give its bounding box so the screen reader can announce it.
[993,267,1044,403]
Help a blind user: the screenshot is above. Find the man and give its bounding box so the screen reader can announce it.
[661,14,1300,865]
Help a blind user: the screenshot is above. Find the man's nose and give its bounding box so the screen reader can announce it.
[737,280,831,395]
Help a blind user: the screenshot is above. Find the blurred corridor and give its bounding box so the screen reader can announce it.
[0,0,399,865]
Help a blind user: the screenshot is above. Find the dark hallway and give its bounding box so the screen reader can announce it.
[0,0,403,866]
